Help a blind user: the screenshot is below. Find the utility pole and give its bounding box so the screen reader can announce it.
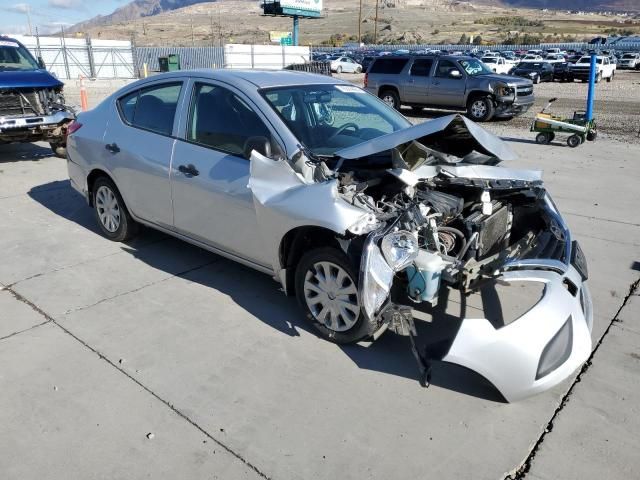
[374,0,379,44]
[209,14,214,47]
[25,4,33,36]
[358,0,363,44]
[190,16,195,46]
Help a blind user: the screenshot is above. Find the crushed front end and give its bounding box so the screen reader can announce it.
[0,37,75,156]
[332,115,593,401]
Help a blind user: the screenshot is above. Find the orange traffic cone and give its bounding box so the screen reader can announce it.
[79,76,89,111]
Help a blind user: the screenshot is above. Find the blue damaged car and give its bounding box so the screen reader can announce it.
[0,35,74,157]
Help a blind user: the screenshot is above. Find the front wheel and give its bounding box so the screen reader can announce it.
[567,135,581,148]
[92,177,138,242]
[534,75,541,84]
[606,71,614,83]
[295,247,374,344]
[467,95,495,122]
[336,66,342,74]
[49,142,66,158]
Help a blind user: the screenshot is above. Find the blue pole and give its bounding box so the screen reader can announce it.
[586,53,596,121]
[292,16,299,46]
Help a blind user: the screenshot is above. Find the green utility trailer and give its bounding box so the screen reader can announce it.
[531,98,597,148]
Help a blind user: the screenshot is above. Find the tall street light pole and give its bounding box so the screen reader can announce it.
[374,0,379,44]
[358,0,363,44]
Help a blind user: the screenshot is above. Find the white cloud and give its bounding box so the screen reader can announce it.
[48,0,83,9]
[5,3,31,14]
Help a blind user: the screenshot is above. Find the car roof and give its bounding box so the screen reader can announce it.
[141,69,347,89]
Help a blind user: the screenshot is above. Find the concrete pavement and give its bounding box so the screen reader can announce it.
[0,133,638,479]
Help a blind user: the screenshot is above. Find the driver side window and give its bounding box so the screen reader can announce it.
[435,60,461,78]
[187,82,271,157]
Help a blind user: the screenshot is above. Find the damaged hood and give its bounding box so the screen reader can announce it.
[334,114,517,165]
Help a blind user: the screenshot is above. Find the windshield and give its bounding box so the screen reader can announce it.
[458,58,493,76]
[0,40,39,71]
[262,84,411,156]
[482,58,497,63]
[623,54,636,59]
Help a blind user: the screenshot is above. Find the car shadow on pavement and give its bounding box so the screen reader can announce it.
[0,143,53,163]
[29,179,507,402]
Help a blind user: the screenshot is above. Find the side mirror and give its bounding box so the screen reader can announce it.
[37,56,46,69]
[449,69,462,79]
[244,136,272,161]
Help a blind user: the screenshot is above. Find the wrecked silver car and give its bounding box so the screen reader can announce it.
[67,70,592,402]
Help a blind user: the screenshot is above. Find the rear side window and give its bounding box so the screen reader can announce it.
[369,58,409,74]
[117,82,182,136]
[410,59,433,77]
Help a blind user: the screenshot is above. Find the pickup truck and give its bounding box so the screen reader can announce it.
[364,54,534,122]
[0,36,75,157]
[480,56,513,74]
[568,55,616,83]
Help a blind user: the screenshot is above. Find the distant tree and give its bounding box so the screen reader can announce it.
[472,35,483,45]
[458,33,468,45]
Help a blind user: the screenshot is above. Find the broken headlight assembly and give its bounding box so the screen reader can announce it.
[381,230,419,272]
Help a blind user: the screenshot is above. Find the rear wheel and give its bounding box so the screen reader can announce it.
[92,177,138,242]
[355,66,362,74]
[295,247,374,344]
[567,135,581,148]
[467,95,495,122]
[336,66,342,74]
[606,71,614,83]
[379,89,400,110]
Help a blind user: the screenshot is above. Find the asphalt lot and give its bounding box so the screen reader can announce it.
[1,100,639,478]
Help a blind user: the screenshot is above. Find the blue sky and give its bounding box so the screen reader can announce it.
[0,0,128,35]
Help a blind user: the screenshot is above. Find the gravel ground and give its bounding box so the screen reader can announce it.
[336,70,640,144]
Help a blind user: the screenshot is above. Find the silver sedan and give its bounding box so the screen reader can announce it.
[66,70,592,401]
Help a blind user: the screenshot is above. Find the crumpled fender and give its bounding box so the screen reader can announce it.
[248,151,368,284]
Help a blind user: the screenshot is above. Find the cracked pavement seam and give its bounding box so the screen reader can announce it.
[1,261,272,480]
[504,276,640,480]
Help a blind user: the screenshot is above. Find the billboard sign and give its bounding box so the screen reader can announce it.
[279,0,322,18]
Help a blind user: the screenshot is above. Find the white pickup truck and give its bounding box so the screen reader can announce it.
[569,55,616,83]
[481,56,514,74]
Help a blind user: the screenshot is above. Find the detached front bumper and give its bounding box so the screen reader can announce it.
[494,95,534,118]
[443,266,592,402]
[360,234,593,402]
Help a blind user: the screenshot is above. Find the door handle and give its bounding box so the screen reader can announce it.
[105,143,120,154]
[178,164,199,177]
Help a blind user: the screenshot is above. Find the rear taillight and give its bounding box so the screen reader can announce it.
[364,73,368,88]
[67,121,83,135]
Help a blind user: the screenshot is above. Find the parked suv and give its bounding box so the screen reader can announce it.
[569,55,616,83]
[0,36,75,157]
[364,55,534,122]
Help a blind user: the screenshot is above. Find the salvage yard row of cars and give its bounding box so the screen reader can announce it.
[64,68,593,402]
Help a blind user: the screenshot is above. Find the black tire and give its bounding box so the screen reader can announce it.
[586,130,597,142]
[379,89,400,110]
[356,66,362,74]
[536,132,551,144]
[336,66,342,74]
[595,72,602,83]
[567,135,581,148]
[549,132,556,142]
[92,177,138,242]
[534,74,541,84]
[49,142,66,158]
[466,95,495,122]
[295,247,375,344]
[606,71,613,83]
